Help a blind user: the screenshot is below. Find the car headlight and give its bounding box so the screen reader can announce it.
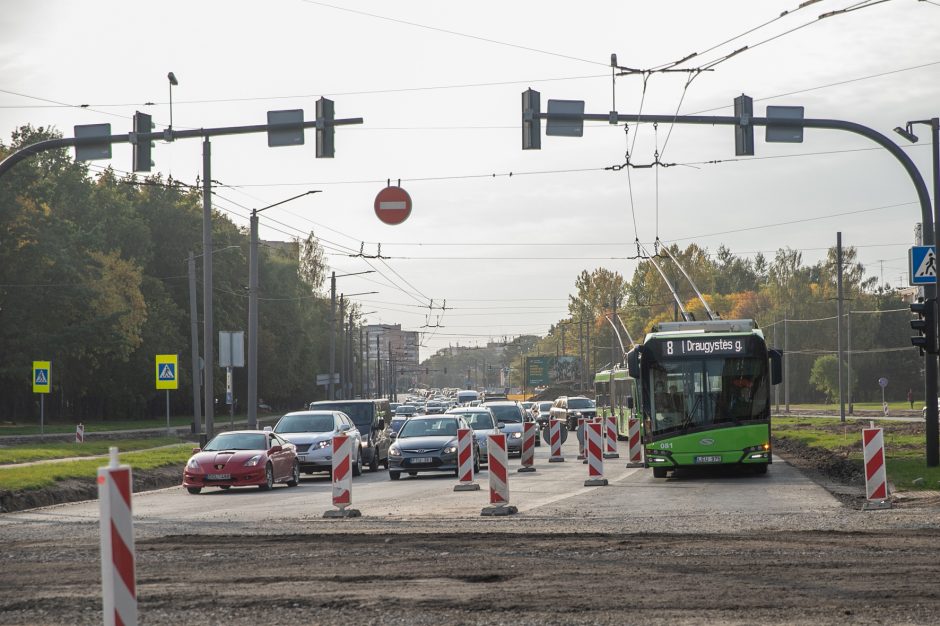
[243,454,262,467]
[442,445,458,454]
[314,440,331,449]
[186,457,200,470]
[510,432,522,439]
[389,446,401,457]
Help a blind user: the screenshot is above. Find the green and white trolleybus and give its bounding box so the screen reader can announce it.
[626,319,782,477]
[593,367,636,439]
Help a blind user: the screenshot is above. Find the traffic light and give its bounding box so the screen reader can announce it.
[522,88,541,150]
[132,112,154,172]
[316,97,334,158]
[910,298,938,354]
[734,94,754,156]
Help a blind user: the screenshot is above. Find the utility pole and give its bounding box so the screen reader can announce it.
[187,252,202,440]
[586,312,591,377]
[836,232,846,423]
[202,138,214,439]
[611,294,618,368]
[847,309,853,414]
[359,325,364,399]
[376,335,382,399]
[347,310,355,399]
[329,272,336,400]
[338,295,346,399]
[578,317,584,391]
[784,314,790,413]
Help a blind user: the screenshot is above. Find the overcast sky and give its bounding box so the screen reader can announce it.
[3,0,940,360]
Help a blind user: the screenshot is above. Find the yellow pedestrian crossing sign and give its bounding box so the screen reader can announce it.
[32,361,51,394]
[156,354,178,390]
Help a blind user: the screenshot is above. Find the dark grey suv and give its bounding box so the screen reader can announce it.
[550,396,597,431]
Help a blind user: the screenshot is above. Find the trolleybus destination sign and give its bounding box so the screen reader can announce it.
[655,336,755,358]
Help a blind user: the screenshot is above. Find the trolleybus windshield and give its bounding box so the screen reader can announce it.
[647,355,768,437]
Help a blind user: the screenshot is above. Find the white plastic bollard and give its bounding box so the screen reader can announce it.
[324,433,361,518]
[454,427,480,491]
[584,422,608,487]
[98,447,137,626]
[481,434,516,516]
[603,416,619,459]
[626,417,644,468]
[548,419,565,463]
[518,422,537,472]
[862,427,891,509]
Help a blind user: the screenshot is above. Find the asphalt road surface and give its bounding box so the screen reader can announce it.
[2,439,939,625]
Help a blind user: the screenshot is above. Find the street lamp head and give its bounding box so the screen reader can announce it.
[167,72,179,86]
[894,125,919,143]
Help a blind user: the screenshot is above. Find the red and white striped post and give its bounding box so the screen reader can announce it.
[454,427,480,491]
[626,417,644,468]
[862,427,891,510]
[584,422,608,487]
[97,447,137,626]
[576,417,587,461]
[324,433,361,518]
[548,419,565,463]
[482,433,517,516]
[75,422,85,444]
[603,416,619,459]
[518,422,537,473]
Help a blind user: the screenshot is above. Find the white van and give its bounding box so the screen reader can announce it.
[456,390,480,406]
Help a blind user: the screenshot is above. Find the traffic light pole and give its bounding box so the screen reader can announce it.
[523,91,937,465]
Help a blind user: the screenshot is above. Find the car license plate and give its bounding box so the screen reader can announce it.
[411,457,433,464]
[206,473,231,480]
[694,456,722,464]
[297,454,306,461]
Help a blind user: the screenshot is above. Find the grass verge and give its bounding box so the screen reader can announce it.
[773,417,940,491]
[0,437,185,465]
[0,445,192,492]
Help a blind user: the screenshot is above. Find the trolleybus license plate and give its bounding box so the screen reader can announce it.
[694,456,722,464]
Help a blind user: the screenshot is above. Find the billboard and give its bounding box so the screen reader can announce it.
[525,356,582,386]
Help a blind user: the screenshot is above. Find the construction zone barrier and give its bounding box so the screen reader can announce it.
[626,417,644,468]
[584,422,608,487]
[548,419,565,462]
[454,427,481,491]
[75,422,84,444]
[324,433,361,518]
[862,426,891,510]
[482,434,517,516]
[603,416,619,459]
[518,422,537,472]
[97,447,137,626]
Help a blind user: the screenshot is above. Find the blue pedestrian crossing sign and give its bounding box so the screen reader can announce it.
[155,354,179,390]
[32,361,51,394]
[910,246,937,285]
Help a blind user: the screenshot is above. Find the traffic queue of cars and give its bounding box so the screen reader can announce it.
[181,395,573,493]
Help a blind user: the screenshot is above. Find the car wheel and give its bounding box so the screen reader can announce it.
[352,448,363,477]
[186,487,202,495]
[474,454,480,474]
[383,454,390,470]
[219,485,231,490]
[389,471,401,481]
[369,448,379,472]
[652,467,668,479]
[408,471,417,476]
[287,460,300,487]
[259,463,274,490]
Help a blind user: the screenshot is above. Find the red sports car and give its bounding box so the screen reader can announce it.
[182,430,299,494]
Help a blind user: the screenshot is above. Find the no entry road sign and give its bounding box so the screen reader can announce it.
[374,186,412,225]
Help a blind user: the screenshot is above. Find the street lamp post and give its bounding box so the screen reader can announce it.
[328,273,375,399]
[896,117,940,467]
[248,190,321,428]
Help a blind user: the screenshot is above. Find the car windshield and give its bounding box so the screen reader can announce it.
[486,405,521,423]
[312,402,373,430]
[274,413,334,433]
[538,402,552,411]
[567,398,595,410]
[203,433,267,451]
[389,418,408,433]
[464,412,495,430]
[399,418,459,438]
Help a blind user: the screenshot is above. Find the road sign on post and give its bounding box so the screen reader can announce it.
[32,361,51,394]
[909,246,937,285]
[218,331,245,368]
[74,123,112,161]
[766,106,805,143]
[155,355,179,390]
[546,99,584,137]
[267,109,304,147]
[374,186,412,225]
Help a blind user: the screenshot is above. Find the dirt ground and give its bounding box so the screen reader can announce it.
[2,530,940,625]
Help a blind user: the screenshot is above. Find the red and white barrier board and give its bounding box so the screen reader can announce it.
[603,416,619,459]
[331,434,352,509]
[584,422,608,486]
[454,428,480,491]
[76,422,85,444]
[549,419,564,463]
[626,417,643,468]
[518,422,536,472]
[487,434,510,504]
[97,448,137,626]
[862,427,888,501]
